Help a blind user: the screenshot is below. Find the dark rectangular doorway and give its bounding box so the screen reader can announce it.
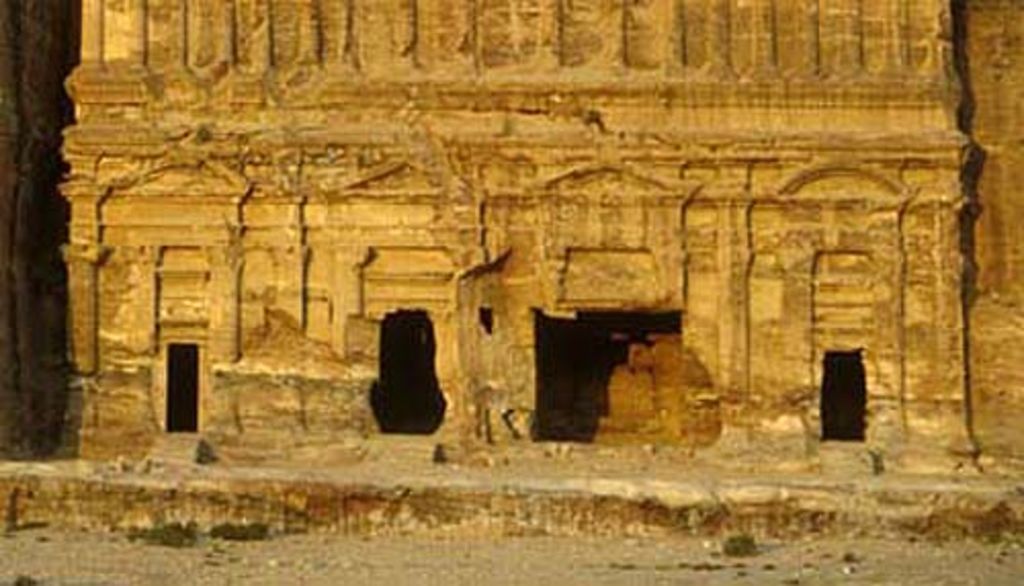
[820,350,867,441]
[370,311,447,434]
[534,311,682,442]
[166,343,199,433]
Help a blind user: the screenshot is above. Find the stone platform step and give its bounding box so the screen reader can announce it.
[0,460,1017,540]
[147,433,217,466]
[818,441,884,475]
[205,433,447,467]
[364,435,448,463]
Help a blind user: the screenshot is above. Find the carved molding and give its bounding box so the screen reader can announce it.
[76,1,950,101]
[105,159,253,199]
[531,164,700,199]
[777,164,905,198]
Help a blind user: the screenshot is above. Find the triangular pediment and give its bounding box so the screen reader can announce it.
[541,165,672,193]
[112,161,250,198]
[344,161,440,192]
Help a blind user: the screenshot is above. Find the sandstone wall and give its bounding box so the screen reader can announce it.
[964,0,1024,463]
[58,1,976,466]
[5,1,1022,466]
[80,0,951,82]
[0,2,77,456]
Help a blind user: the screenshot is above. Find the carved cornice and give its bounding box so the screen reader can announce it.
[61,126,967,161]
[67,65,150,106]
[70,72,956,113]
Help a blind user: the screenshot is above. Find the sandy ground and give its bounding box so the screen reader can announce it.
[1,528,1021,586]
[2,437,1022,585]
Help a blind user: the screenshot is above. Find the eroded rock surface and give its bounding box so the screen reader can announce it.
[0,1,76,456]
[965,0,1024,465]
[52,1,984,472]
[0,1,1015,475]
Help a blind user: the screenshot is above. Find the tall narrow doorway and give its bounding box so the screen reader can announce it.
[371,311,446,434]
[820,350,867,441]
[166,343,200,433]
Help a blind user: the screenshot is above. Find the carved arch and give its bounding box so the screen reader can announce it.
[777,165,904,198]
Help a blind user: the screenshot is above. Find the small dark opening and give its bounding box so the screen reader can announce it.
[166,343,200,433]
[534,310,681,442]
[371,311,447,434]
[478,306,494,334]
[820,350,867,441]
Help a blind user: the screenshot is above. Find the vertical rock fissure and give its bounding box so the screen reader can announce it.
[950,0,982,460]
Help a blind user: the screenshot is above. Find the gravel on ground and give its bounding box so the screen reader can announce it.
[1,527,1021,586]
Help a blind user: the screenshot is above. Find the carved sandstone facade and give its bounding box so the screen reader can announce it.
[64,1,972,466]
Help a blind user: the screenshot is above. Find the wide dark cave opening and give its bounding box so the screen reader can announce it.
[533,311,682,442]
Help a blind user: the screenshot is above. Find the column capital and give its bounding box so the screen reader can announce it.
[336,246,372,269]
[62,243,112,266]
[206,242,244,273]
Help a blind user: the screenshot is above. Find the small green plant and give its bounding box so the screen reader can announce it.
[128,522,199,548]
[209,522,271,542]
[722,533,758,557]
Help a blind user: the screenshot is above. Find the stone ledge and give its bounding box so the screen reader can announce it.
[0,460,1021,540]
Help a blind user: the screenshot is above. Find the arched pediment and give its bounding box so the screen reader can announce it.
[778,165,904,199]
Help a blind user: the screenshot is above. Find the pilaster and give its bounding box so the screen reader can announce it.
[208,243,244,363]
[82,0,105,65]
[62,243,111,375]
[330,246,370,358]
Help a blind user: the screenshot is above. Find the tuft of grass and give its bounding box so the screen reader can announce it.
[209,522,271,542]
[128,522,199,548]
[722,533,758,557]
[14,576,39,586]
